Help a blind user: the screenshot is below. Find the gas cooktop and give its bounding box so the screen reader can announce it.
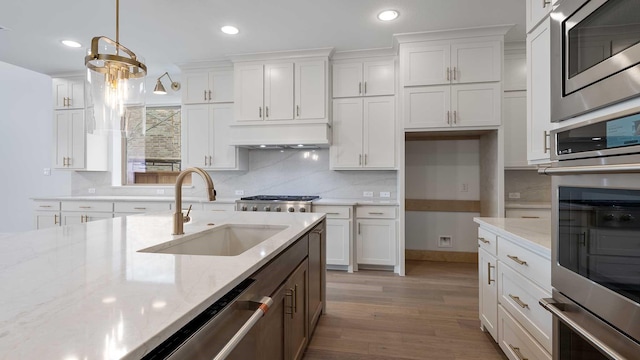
[239,195,320,201]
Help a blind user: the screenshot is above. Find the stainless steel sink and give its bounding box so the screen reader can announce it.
[139,224,288,256]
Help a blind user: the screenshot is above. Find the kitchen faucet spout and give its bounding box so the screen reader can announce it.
[173,167,216,235]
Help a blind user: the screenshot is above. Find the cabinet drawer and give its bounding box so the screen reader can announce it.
[203,203,236,212]
[33,201,61,211]
[498,305,551,360]
[356,206,396,219]
[498,262,552,353]
[61,201,113,212]
[478,227,498,256]
[114,201,170,213]
[312,205,351,219]
[498,237,551,291]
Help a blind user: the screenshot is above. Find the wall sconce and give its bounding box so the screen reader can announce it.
[153,72,181,95]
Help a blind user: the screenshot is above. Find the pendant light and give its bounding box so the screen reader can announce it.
[85,0,146,133]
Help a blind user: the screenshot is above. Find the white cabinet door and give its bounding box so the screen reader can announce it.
[479,247,498,341]
[234,64,264,121]
[264,62,294,121]
[53,77,85,109]
[332,62,363,98]
[295,60,325,120]
[363,60,395,96]
[210,103,240,169]
[325,219,351,266]
[527,17,552,164]
[451,41,501,84]
[182,104,212,168]
[330,98,364,169]
[62,212,113,225]
[183,70,234,104]
[452,83,501,127]
[402,44,450,86]
[34,212,60,229]
[53,110,85,169]
[526,0,553,34]
[403,86,450,129]
[363,97,395,168]
[356,219,397,266]
[503,91,530,168]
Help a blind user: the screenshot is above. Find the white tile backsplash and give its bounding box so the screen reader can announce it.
[71,149,398,199]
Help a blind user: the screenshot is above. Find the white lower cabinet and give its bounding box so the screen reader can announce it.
[61,201,114,225]
[113,201,171,217]
[312,205,353,271]
[62,212,113,225]
[477,224,552,358]
[356,206,398,267]
[33,201,61,229]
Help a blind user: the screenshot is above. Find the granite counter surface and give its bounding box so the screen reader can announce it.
[0,211,324,359]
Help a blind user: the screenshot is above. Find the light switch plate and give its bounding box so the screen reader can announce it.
[380,192,391,198]
[43,168,51,176]
[156,189,165,195]
[363,191,374,197]
[508,192,521,199]
[235,190,244,196]
[88,188,96,194]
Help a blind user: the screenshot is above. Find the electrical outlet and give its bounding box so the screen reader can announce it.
[43,168,51,176]
[156,189,165,195]
[508,192,521,199]
[380,191,391,198]
[461,183,469,192]
[88,188,96,194]
[363,191,374,197]
[235,190,244,196]
[438,236,453,248]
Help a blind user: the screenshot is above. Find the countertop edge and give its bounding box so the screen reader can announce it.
[473,217,551,259]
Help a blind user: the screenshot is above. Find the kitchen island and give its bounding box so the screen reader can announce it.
[0,210,325,359]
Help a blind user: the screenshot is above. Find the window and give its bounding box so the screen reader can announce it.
[122,106,190,185]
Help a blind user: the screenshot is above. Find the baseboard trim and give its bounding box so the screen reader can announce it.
[406,250,478,264]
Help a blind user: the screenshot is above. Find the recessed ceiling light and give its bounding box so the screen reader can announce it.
[61,40,82,48]
[377,10,399,21]
[221,26,239,35]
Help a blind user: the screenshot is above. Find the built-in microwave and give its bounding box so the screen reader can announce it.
[551,0,640,122]
[538,109,640,359]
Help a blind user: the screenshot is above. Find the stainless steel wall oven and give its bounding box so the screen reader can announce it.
[539,109,640,359]
[551,0,640,122]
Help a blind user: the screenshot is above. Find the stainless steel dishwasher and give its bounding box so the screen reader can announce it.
[142,278,273,360]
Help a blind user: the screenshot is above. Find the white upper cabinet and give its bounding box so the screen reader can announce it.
[402,41,501,86]
[182,103,247,170]
[503,91,530,168]
[234,60,327,122]
[526,0,558,34]
[527,17,552,165]
[182,69,234,104]
[52,77,85,109]
[404,83,501,129]
[53,110,85,169]
[332,60,395,98]
[331,96,396,170]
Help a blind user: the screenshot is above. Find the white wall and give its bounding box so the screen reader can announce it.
[0,61,71,233]
[405,139,481,252]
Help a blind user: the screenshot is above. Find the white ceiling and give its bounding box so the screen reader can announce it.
[0,0,525,77]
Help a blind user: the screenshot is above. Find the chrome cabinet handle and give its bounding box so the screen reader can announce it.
[285,289,295,319]
[544,130,550,153]
[359,82,362,95]
[204,90,207,101]
[39,205,51,208]
[204,155,208,166]
[209,156,212,166]
[453,110,457,124]
[79,206,91,209]
[447,111,450,124]
[453,67,457,80]
[212,297,273,360]
[265,106,269,118]
[67,97,71,107]
[509,294,530,309]
[66,157,71,166]
[296,105,300,117]
[359,154,362,165]
[508,344,528,360]
[446,67,450,81]
[54,214,58,225]
[507,255,528,266]
[488,262,495,285]
[542,0,551,8]
[364,81,367,94]
[368,212,384,215]
[478,237,490,244]
[259,107,262,118]
[293,284,298,313]
[364,154,367,165]
[208,90,212,101]
[358,222,361,234]
[133,207,146,210]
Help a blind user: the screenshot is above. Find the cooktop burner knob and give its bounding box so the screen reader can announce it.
[288,207,295,212]
[275,207,282,212]
[620,214,635,222]
[603,214,616,221]
[299,208,306,212]
[251,205,258,211]
[264,206,271,212]
[241,205,247,211]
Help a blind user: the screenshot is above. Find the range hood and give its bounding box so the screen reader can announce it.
[229,122,331,148]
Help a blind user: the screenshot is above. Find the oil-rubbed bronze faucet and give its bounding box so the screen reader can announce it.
[173,167,216,235]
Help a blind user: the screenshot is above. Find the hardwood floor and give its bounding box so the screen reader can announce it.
[304,260,507,360]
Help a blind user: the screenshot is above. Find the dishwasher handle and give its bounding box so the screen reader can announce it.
[213,296,274,360]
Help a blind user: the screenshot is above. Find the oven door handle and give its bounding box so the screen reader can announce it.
[538,163,640,176]
[539,298,625,360]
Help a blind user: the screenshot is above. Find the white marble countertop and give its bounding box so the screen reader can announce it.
[313,198,399,206]
[0,211,324,359]
[505,201,551,209]
[473,217,551,257]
